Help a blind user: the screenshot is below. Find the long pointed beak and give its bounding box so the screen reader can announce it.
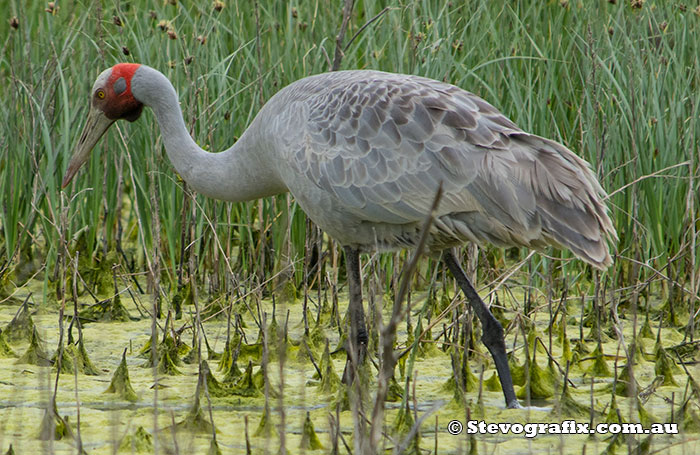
[61,107,115,188]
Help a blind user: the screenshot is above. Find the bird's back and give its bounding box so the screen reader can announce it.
[256,70,616,268]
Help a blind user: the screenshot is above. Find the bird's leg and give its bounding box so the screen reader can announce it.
[443,249,520,409]
[341,246,368,385]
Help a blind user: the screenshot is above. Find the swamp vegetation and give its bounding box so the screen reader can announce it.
[1,0,699,453]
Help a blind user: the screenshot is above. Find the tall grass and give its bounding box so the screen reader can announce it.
[0,1,698,451]
[1,1,697,305]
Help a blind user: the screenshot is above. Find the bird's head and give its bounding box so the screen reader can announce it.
[62,63,144,188]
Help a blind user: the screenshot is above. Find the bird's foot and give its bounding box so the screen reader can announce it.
[506,399,523,409]
[505,400,552,412]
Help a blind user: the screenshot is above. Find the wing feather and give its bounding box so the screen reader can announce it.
[277,71,615,266]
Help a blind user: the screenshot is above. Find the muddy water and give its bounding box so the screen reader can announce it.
[0,279,697,454]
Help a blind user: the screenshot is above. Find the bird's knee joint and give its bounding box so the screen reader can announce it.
[357,328,368,346]
[481,318,505,349]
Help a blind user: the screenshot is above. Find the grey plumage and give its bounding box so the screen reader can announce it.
[65,64,618,409]
[261,70,616,266]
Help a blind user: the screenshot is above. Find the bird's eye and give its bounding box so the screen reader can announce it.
[96,89,106,99]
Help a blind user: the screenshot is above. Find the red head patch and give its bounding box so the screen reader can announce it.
[109,63,141,97]
[99,63,143,121]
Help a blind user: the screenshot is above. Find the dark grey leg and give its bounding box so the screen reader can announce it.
[443,249,520,409]
[341,245,368,384]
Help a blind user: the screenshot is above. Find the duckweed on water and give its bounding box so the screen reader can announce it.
[3,301,35,343]
[200,359,230,398]
[105,349,138,402]
[231,360,261,398]
[38,401,75,442]
[0,330,16,357]
[586,341,612,377]
[315,339,341,395]
[176,374,216,434]
[654,345,680,387]
[117,426,153,453]
[78,294,131,323]
[16,326,50,367]
[393,397,420,455]
[300,411,323,450]
[516,354,555,400]
[206,438,222,455]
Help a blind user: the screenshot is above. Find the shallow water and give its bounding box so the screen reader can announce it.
[0,278,698,454]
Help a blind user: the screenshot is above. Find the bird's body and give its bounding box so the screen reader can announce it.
[63,64,616,409]
[268,70,614,261]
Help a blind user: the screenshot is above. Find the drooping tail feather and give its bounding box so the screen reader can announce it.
[513,133,617,269]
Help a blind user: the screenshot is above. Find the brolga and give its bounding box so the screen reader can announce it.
[62,63,616,409]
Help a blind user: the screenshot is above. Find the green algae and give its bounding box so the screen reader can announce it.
[295,320,326,363]
[636,398,658,428]
[654,345,680,387]
[605,394,625,424]
[392,398,420,455]
[38,401,76,442]
[76,336,100,375]
[550,384,589,418]
[316,339,341,395]
[77,293,131,323]
[105,348,138,402]
[0,329,16,357]
[0,262,696,454]
[200,359,232,398]
[219,331,261,368]
[299,411,323,450]
[387,374,404,402]
[118,426,153,453]
[207,438,223,455]
[176,395,216,434]
[508,354,527,387]
[619,364,640,397]
[217,336,243,384]
[484,371,502,392]
[231,360,262,397]
[442,348,478,397]
[3,301,35,343]
[586,341,612,377]
[516,353,555,400]
[52,343,77,374]
[638,313,655,339]
[15,326,51,366]
[254,404,273,438]
[140,332,186,375]
[171,280,193,320]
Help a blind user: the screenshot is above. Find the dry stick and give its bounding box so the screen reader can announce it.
[244,415,251,455]
[72,253,84,453]
[395,402,444,455]
[302,338,323,379]
[535,337,576,389]
[146,164,162,454]
[368,184,443,454]
[168,411,179,455]
[331,0,355,71]
[278,310,287,455]
[181,183,264,330]
[261,312,271,454]
[685,149,698,340]
[254,0,264,106]
[49,197,68,450]
[342,6,391,52]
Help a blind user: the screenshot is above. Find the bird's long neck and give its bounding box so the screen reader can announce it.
[131,66,286,202]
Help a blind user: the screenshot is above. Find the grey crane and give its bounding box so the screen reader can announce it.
[62,63,616,409]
